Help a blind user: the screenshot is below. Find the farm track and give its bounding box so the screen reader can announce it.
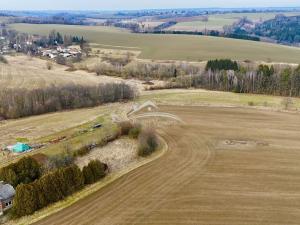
[35,105,300,225]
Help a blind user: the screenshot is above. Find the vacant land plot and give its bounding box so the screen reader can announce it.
[34,104,300,225]
[11,24,300,63]
[76,138,138,172]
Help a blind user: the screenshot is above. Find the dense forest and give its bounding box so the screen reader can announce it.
[0,83,136,119]
[166,63,300,97]
[253,15,300,44]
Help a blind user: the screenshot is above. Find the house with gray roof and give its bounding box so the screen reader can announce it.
[0,182,15,215]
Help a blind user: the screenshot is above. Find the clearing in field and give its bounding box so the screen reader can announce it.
[10,23,300,63]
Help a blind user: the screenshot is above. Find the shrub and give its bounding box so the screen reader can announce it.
[0,157,41,188]
[83,160,107,185]
[206,59,239,71]
[282,97,293,110]
[11,165,84,218]
[0,55,8,64]
[248,101,255,106]
[138,128,159,157]
[56,55,66,65]
[46,61,53,70]
[73,145,91,157]
[128,124,142,139]
[43,151,74,173]
[119,121,134,136]
[11,183,38,218]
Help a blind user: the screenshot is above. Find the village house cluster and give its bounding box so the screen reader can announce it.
[41,46,82,59]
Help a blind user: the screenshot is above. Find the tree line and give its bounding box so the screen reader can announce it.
[166,63,300,97]
[0,83,136,119]
[206,59,239,72]
[11,159,107,218]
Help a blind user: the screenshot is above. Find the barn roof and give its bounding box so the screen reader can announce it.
[0,182,15,200]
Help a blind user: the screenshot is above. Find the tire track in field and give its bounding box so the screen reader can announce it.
[34,123,214,225]
[34,105,300,225]
[77,129,209,225]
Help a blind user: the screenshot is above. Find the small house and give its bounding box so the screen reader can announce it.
[0,182,15,215]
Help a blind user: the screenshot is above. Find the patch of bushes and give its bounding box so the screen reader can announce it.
[43,151,74,173]
[138,128,159,157]
[206,59,239,71]
[248,101,255,106]
[119,121,134,136]
[0,157,41,188]
[73,145,91,157]
[82,160,107,185]
[119,121,142,139]
[11,165,84,218]
[128,124,142,139]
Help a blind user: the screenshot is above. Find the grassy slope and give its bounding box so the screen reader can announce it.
[167,12,300,31]
[140,89,300,110]
[11,23,300,63]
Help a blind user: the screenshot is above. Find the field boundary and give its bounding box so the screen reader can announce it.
[9,136,168,225]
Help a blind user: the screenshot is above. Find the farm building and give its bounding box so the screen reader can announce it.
[0,182,15,215]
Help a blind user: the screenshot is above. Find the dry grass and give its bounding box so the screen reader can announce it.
[140,89,300,110]
[75,137,138,172]
[0,55,133,89]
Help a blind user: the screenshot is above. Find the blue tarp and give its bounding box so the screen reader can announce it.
[12,143,31,153]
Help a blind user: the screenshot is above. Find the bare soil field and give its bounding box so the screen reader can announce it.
[34,105,300,225]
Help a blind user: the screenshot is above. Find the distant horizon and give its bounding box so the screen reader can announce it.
[1,6,300,13]
[1,0,300,11]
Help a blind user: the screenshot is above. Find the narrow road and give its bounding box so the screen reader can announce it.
[35,106,300,225]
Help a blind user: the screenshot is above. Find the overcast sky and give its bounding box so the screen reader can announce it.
[1,0,299,10]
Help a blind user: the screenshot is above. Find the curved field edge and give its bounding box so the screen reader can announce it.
[9,23,300,63]
[8,136,168,225]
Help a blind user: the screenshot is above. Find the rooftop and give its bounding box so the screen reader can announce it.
[0,182,15,200]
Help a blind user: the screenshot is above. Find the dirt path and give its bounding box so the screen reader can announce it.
[34,105,300,225]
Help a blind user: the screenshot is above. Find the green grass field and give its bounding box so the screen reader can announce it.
[11,23,300,63]
[167,12,300,31]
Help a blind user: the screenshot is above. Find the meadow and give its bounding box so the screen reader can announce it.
[11,23,300,63]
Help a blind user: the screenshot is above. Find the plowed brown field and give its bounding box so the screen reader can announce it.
[34,105,300,225]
